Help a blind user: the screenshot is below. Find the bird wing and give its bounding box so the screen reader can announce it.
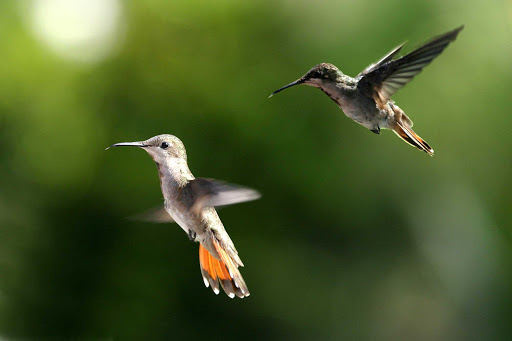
[358,42,405,76]
[186,178,261,215]
[130,178,260,223]
[358,26,463,104]
[129,206,175,223]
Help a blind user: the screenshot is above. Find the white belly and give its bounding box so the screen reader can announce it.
[165,202,191,235]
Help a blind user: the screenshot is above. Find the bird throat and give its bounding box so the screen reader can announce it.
[153,158,193,199]
[318,83,346,107]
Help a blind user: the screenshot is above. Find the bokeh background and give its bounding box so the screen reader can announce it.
[0,0,511,340]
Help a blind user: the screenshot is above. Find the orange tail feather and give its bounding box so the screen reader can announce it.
[393,121,434,156]
[199,243,249,298]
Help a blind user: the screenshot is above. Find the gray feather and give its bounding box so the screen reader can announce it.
[359,26,463,102]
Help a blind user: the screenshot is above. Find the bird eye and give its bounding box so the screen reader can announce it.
[160,142,169,149]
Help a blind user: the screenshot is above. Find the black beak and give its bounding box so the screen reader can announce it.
[268,78,305,98]
[105,141,148,150]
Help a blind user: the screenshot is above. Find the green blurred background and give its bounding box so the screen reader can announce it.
[0,0,511,339]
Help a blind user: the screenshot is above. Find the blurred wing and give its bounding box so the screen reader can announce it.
[129,206,175,223]
[359,26,463,103]
[187,178,261,214]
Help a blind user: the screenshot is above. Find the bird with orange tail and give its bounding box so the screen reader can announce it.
[107,134,260,298]
[270,26,464,156]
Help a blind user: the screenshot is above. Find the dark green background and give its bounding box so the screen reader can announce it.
[0,0,511,340]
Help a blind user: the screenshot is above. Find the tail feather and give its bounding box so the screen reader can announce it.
[199,243,249,298]
[393,121,434,156]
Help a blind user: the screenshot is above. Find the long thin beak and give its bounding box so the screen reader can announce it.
[105,141,148,150]
[268,78,305,98]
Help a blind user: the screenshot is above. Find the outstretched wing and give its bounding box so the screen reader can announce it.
[358,42,405,76]
[358,26,463,104]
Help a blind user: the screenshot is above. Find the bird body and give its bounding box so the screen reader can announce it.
[108,134,260,298]
[270,26,464,155]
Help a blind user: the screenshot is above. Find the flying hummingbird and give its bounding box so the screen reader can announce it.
[270,26,464,156]
[107,134,260,298]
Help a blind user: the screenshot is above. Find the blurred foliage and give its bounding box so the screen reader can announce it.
[0,0,511,340]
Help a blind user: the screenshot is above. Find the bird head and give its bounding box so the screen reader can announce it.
[269,63,341,97]
[107,134,187,164]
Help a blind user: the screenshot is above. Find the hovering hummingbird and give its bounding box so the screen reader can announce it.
[270,26,464,155]
[107,134,260,298]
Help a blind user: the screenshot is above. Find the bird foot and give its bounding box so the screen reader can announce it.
[188,229,197,241]
[371,126,381,134]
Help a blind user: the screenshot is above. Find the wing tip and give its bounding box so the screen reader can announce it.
[454,24,465,33]
[446,25,464,41]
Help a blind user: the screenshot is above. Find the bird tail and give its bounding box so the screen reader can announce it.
[199,242,249,298]
[393,121,434,156]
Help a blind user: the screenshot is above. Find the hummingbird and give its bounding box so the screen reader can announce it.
[270,26,464,156]
[107,134,260,298]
